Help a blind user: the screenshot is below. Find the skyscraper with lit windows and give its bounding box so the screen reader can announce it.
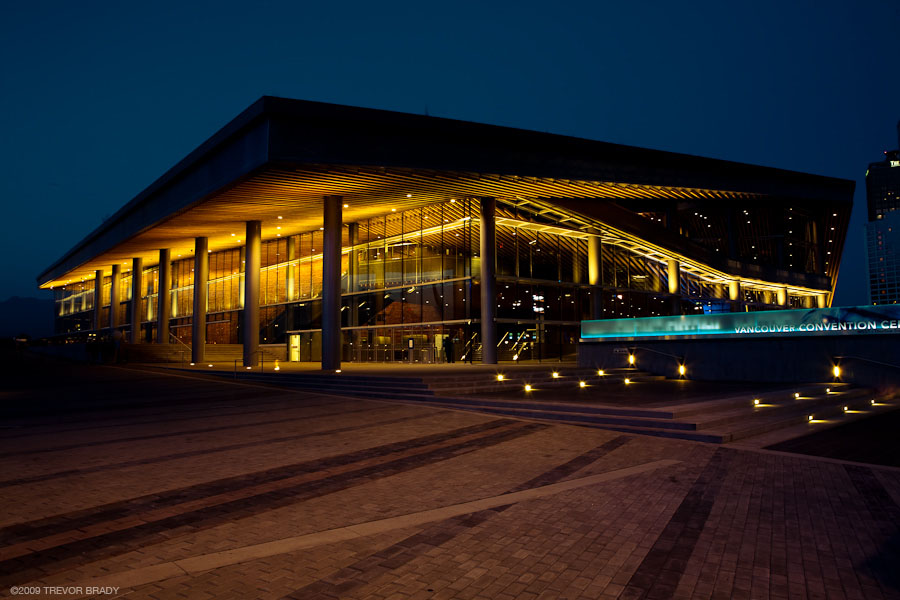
[865,122,900,304]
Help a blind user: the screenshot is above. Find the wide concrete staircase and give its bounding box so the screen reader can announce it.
[186,365,895,445]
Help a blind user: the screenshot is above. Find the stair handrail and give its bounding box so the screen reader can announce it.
[168,332,192,365]
[833,355,900,371]
[631,345,684,363]
[233,348,283,378]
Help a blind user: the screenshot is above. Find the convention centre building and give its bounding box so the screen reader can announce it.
[38,97,854,369]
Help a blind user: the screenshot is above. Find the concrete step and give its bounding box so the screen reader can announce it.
[693,387,874,430]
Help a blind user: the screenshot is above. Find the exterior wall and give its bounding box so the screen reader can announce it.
[578,335,900,389]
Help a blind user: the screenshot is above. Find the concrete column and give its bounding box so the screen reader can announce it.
[728,279,741,312]
[667,259,681,315]
[667,259,680,294]
[130,258,143,343]
[762,290,774,305]
[156,249,171,343]
[286,235,297,302]
[109,264,121,330]
[93,269,103,331]
[480,197,497,364]
[348,223,359,326]
[191,237,208,364]
[776,286,788,306]
[243,221,261,366]
[817,292,828,308]
[588,236,602,320]
[802,295,816,309]
[322,197,342,371]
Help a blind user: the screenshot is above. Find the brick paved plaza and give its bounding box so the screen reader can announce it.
[1,357,899,600]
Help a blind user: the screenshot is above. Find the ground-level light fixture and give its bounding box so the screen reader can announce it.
[843,406,849,412]
[552,372,560,378]
[871,399,876,405]
[579,381,586,388]
[753,399,760,406]
[826,388,831,394]
[794,393,800,399]
[497,374,505,382]
[678,364,686,377]
[597,369,605,376]
[628,354,635,365]
[808,415,814,421]
[832,365,841,378]
[524,384,532,392]
[624,378,631,384]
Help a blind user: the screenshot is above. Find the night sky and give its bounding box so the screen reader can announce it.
[2,1,898,306]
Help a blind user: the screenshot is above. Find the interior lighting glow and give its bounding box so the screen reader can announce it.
[524,384,532,392]
[336,369,342,373]
[277,216,282,219]
[208,364,213,367]
[246,366,252,370]
[190,362,195,366]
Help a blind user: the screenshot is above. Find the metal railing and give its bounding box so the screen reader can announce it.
[168,332,192,365]
[834,355,900,371]
[233,349,282,378]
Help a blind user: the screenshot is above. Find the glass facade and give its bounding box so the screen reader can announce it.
[51,197,828,361]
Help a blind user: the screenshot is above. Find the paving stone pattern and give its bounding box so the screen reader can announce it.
[0,365,899,599]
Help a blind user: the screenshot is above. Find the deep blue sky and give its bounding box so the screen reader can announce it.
[2,1,898,306]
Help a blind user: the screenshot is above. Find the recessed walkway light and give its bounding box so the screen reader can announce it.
[579,381,586,388]
[524,384,532,392]
[497,374,504,381]
[552,372,560,378]
[624,378,631,385]
[597,369,605,376]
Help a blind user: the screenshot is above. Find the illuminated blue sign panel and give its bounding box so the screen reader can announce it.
[581,305,900,340]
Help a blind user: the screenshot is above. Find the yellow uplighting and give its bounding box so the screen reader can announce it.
[678,364,686,376]
[832,365,841,378]
[524,384,532,392]
[274,360,280,371]
[336,369,342,373]
[579,381,586,388]
[628,354,635,365]
[497,374,505,382]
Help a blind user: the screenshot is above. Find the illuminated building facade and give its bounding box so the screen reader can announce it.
[866,123,900,305]
[39,97,853,367]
